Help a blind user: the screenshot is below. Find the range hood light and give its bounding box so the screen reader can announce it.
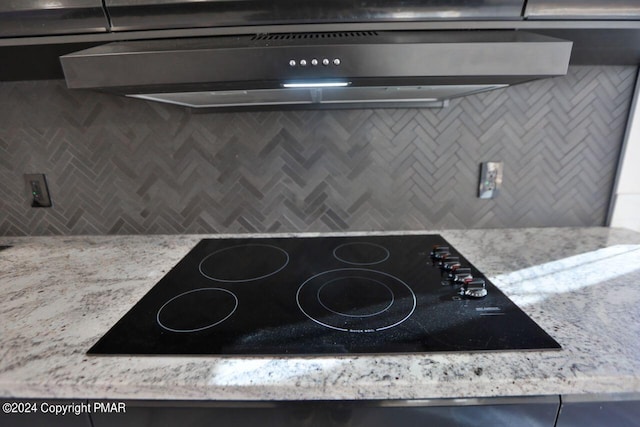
[282,82,350,88]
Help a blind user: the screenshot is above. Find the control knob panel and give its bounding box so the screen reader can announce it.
[429,245,487,298]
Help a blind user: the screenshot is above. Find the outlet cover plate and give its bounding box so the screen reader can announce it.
[478,162,503,199]
[24,173,52,208]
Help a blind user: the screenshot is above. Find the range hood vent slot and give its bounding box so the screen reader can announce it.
[251,31,379,41]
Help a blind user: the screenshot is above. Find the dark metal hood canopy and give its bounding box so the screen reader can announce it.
[60,30,572,110]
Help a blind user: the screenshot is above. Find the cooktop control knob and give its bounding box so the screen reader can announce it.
[430,246,450,260]
[448,267,472,283]
[440,258,461,272]
[462,279,488,298]
[437,254,458,265]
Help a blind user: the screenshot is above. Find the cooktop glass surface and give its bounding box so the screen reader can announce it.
[89,235,561,355]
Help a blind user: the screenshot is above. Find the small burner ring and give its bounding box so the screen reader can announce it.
[333,242,390,266]
[157,288,238,333]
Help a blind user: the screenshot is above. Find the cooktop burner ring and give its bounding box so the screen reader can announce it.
[156,288,238,333]
[333,242,390,265]
[198,244,289,283]
[296,268,416,333]
[316,276,395,318]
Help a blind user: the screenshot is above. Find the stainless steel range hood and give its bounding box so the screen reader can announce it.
[60,31,572,110]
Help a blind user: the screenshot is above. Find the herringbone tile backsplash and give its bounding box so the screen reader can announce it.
[0,66,636,235]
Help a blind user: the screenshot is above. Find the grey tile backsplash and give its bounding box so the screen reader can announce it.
[0,66,636,236]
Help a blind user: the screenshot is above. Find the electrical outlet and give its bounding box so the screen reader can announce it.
[478,162,503,199]
[24,173,52,207]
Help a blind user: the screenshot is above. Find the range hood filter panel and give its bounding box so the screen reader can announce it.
[129,85,509,108]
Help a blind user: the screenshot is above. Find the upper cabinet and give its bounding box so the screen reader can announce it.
[104,0,525,32]
[0,0,108,37]
[525,0,640,20]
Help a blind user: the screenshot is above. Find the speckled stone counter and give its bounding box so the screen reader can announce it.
[1,228,639,401]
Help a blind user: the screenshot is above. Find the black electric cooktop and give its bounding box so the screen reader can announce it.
[89,235,560,355]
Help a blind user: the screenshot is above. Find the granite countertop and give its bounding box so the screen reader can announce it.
[1,228,640,401]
